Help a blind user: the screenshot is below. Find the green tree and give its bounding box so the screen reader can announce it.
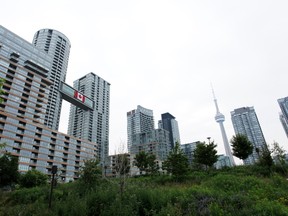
[257,146,273,169]
[79,159,102,185]
[271,142,286,165]
[0,151,19,187]
[115,153,130,176]
[271,142,287,175]
[135,151,149,175]
[193,141,218,170]
[230,134,253,161]
[163,142,189,178]
[135,151,158,175]
[19,169,47,188]
[146,153,158,175]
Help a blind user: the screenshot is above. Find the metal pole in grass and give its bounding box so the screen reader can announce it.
[49,165,57,209]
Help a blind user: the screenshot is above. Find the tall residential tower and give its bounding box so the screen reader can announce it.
[231,107,266,165]
[127,105,154,152]
[68,72,110,162]
[32,29,71,130]
[158,112,180,149]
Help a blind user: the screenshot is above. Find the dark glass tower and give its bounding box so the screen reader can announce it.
[159,113,180,149]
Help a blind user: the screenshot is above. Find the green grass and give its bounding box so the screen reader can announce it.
[1,165,288,215]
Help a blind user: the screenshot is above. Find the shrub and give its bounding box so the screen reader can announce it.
[79,159,102,186]
[19,169,48,188]
[9,186,49,205]
[0,153,19,187]
[253,199,288,215]
[86,186,117,216]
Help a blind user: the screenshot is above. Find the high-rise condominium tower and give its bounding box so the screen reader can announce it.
[231,107,266,165]
[278,97,288,138]
[127,105,154,152]
[68,72,110,161]
[0,26,97,181]
[212,91,235,166]
[158,112,180,149]
[32,29,71,130]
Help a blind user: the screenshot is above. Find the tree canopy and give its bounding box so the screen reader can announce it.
[257,146,273,169]
[193,141,218,169]
[271,142,286,165]
[146,153,158,174]
[79,159,102,185]
[0,152,19,187]
[163,142,189,178]
[19,169,48,188]
[135,151,149,174]
[115,154,130,176]
[135,151,157,175]
[230,134,253,160]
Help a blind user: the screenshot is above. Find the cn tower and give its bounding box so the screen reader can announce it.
[212,88,235,166]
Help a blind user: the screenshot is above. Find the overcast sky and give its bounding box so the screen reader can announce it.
[2,0,288,160]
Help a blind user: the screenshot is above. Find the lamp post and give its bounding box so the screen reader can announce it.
[207,137,211,144]
[48,165,57,209]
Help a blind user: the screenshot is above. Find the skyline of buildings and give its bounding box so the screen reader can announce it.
[127,106,180,161]
[231,107,267,165]
[0,25,287,178]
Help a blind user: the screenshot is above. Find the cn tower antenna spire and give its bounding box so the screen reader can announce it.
[211,85,235,166]
[211,84,220,113]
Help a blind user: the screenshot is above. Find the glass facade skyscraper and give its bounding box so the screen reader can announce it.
[231,107,266,165]
[158,112,180,149]
[68,72,110,162]
[32,29,71,130]
[127,105,154,152]
[278,97,288,138]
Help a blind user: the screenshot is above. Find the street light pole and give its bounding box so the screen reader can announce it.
[48,165,57,209]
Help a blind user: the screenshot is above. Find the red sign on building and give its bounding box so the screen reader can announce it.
[74,91,85,103]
